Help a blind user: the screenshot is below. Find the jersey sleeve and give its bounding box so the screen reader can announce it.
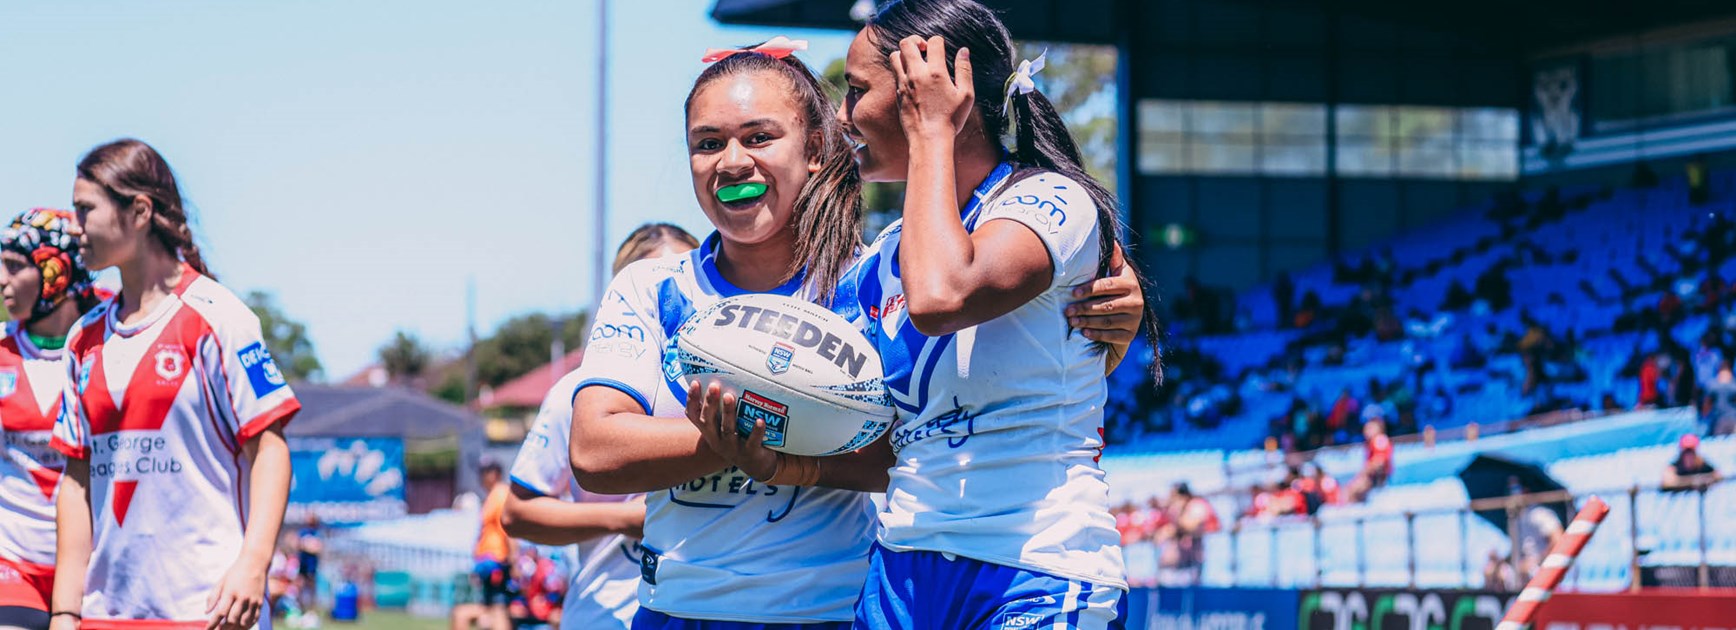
[50,345,90,459]
[212,315,302,442]
[977,173,1103,287]
[572,266,665,414]
[509,375,579,498]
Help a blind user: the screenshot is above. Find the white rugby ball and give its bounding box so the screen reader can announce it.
[670,293,893,456]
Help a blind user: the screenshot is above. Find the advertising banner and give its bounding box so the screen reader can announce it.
[1127,587,1300,630]
[285,436,407,524]
[1534,591,1736,629]
[1298,588,1514,630]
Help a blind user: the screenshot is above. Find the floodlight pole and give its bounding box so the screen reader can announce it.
[593,0,611,306]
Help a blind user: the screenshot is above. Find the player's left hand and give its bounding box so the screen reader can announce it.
[206,558,267,630]
[1067,244,1145,345]
[686,379,779,483]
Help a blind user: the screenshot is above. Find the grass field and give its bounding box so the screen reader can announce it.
[316,609,446,630]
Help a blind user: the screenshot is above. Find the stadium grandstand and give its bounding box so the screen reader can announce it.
[718,0,1736,625]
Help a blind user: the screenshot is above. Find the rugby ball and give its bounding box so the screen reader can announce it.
[670,293,893,456]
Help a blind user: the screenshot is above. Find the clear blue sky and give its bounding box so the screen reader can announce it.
[0,0,853,380]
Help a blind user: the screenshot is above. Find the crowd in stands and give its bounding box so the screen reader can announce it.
[1109,163,1736,457]
[1102,164,1736,588]
[1113,483,1221,587]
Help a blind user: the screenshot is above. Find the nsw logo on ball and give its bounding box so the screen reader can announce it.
[766,343,794,375]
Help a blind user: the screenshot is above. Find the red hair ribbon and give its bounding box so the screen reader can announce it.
[702,36,809,63]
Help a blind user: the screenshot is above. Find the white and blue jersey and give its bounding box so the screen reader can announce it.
[573,234,876,624]
[851,163,1124,588]
[509,369,642,630]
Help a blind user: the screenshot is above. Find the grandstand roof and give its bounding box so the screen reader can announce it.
[480,348,585,410]
[711,0,1736,53]
[286,384,486,440]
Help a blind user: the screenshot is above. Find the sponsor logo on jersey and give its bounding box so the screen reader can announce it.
[238,342,287,397]
[0,369,16,398]
[994,612,1045,629]
[77,357,92,393]
[154,347,186,381]
[708,304,869,378]
[590,323,646,342]
[639,547,661,585]
[996,190,1069,234]
[767,342,794,375]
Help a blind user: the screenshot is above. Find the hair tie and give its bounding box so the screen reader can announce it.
[1001,49,1048,127]
[702,36,809,63]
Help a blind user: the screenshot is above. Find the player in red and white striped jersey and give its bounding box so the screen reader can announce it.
[49,140,299,630]
[0,208,107,630]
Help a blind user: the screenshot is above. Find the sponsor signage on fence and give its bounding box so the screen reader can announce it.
[286,437,407,524]
[1127,587,1299,630]
[1534,591,1736,629]
[1298,589,1514,630]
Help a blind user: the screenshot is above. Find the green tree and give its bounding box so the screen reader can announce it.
[378,330,431,383]
[470,312,589,388]
[244,291,323,381]
[1015,42,1118,190]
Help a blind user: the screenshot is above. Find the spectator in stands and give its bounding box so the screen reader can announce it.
[1327,388,1359,444]
[1158,483,1219,586]
[1687,153,1711,205]
[1348,420,1393,502]
[1295,290,1322,329]
[1114,502,1140,546]
[1695,332,1725,390]
[1177,276,1223,333]
[1519,323,1552,396]
[1482,549,1521,592]
[1474,263,1513,312]
[1292,464,1336,515]
[1600,391,1622,412]
[1704,362,1736,434]
[1659,292,1685,327]
[1699,273,1726,313]
[1273,272,1295,330]
[1510,477,1564,583]
[1639,352,1663,408]
[1663,434,1723,490]
[1360,385,1390,431]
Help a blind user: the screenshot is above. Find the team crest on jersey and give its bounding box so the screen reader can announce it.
[77,359,92,393]
[238,342,286,396]
[154,347,186,381]
[0,369,16,398]
[766,342,794,375]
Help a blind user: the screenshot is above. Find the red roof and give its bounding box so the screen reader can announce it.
[482,349,586,409]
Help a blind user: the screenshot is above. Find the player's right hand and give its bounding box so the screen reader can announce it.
[686,380,779,482]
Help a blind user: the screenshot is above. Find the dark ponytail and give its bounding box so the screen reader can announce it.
[76,138,214,280]
[684,47,863,306]
[869,0,1162,382]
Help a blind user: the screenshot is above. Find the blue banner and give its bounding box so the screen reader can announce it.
[1127,587,1300,630]
[286,437,407,525]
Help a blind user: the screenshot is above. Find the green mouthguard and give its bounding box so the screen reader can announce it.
[716,183,767,203]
